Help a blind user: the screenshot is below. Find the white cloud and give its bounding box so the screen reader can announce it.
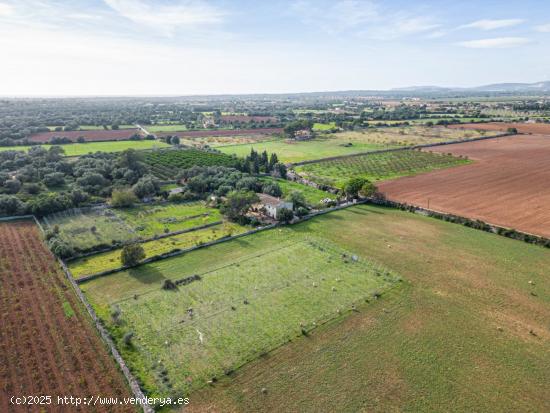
[0,2,14,16]
[457,37,531,48]
[460,19,524,30]
[535,23,550,32]
[103,0,225,34]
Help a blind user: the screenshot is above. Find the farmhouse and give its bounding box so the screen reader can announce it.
[293,129,313,140]
[257,193,293,219]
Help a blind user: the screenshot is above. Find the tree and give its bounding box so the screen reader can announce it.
[77,136,86,143]
[343,177,368,198]
[111,124,120,130]
[43,172,65,188]
[4,179,21,194]
[171,136,180,145]
[121,243,145,267]
[0,195,26,216]
[276,207,294,223]
[48,237,74,258]
[220,190,259,222]
[507,127,518,134]
[132,175,159,199]
[262,182,282,197]
[286,190,307,210]
[111,188,138,207]
[359,181,377,198]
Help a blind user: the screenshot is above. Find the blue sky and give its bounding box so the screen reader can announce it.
[1,0,549,95]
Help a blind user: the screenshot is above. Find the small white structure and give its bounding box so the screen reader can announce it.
[168,187,184,195]
[257,193,293,219]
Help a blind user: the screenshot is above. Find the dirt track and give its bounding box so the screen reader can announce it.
[378,134,550,237]
[449,122,550,135]
[0,221,134,412]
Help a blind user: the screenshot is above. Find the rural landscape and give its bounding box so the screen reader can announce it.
[1,1,550,412]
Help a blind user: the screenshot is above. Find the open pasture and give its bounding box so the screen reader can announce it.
[69,221,246,278]
[80,230,399,397]
[0,220,133,412]
[183,205,550,413]
[41,207,137,252]
[295,149,469,188]
[379,134,550,238]
[115,202,223,238]
[259,177,336,207]
[449,122,550,135]
[156,128,283,139]
[28,128,142,143]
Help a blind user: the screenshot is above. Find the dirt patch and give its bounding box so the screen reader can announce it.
[379,134,550,237]
[0,220,133,412]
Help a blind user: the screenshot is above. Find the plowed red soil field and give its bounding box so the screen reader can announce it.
[378,134,550,237]
[157,127,282,138]
[0,220,134,412]
[449,122,550,134]
[28,129,141,143]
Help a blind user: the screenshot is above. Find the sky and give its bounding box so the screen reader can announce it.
[1,0,550,96]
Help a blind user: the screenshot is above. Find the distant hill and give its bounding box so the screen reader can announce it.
[392,81,550,93]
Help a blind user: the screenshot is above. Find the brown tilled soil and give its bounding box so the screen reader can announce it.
[378,134,550,237]
[0,220,134,412]
[449,122,550,135]
[28,129,141,143]
[157,127,283,138]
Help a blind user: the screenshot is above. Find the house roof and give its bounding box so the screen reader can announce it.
[258,193,291,208]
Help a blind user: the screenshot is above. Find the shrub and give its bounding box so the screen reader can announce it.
[276,207,294,223]
[111,188,138,208]
[123,331,134,346]
[121,243,145,267]
[162,279,177,290]
[48,237,74,258]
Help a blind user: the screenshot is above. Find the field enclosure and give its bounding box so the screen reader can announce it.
[259,177,336,207]
[0,220,133,412]
[449,122,550,135]
[294,149,469,188]
[184,205,550,413]
[156,127,282,139]
[80,228,399,397]
[42,202,225,255]
[379,134,550,238]
[28,128,142,143]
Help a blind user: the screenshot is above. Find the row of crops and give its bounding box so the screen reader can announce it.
[145,148,240,179]
[295,149,470,187]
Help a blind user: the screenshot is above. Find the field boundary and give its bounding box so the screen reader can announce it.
[372,198,550,248]
[289,132,512,167]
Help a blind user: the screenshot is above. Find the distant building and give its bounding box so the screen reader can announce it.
[168,187,184,195]
[256,193,293,219]
[293,129,313,140]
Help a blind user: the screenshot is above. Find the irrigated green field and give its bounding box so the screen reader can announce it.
[182,205,550,413]
[0,140,170,156]
[217,137,396,163]
[295,149,470,187]
[80,229,399,397]
[145,124,188,133]
[69,221,246,278]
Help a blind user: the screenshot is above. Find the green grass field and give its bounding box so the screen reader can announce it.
[218,137,396,163]
[145,124,188,133]
[182,205,550,413]
[115,202,223,238]
[69,221,246,278]
[0,140,170,156]
[80,228,399,398]
[259,177,336,207]
[312,122,337,131]
[41,207,137,252]
[295,149,470,187]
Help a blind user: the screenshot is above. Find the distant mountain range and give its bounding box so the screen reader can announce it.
[392,81,550,93]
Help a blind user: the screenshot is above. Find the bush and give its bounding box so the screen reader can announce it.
[162,279,177,290]
[0,195,26,216]
[123,331,134,346]
[276,207,294,223]
[167,192,185,203]
[111,188,138,208]
[48,237,74,258]
[121,243,145,267]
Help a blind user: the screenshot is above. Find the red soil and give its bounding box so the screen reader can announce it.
[449,122,550,135]
[28,129,141,143]
[0,220,134,412]
[157,127,283,138]
[378,135,550,238]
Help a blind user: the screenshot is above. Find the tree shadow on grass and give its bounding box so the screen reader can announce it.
[127,265,166,285]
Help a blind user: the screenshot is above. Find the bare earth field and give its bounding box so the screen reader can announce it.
[29,129,141,143]
[378,134,550,237]
[449,122,550,135]
[0,220,133,412]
